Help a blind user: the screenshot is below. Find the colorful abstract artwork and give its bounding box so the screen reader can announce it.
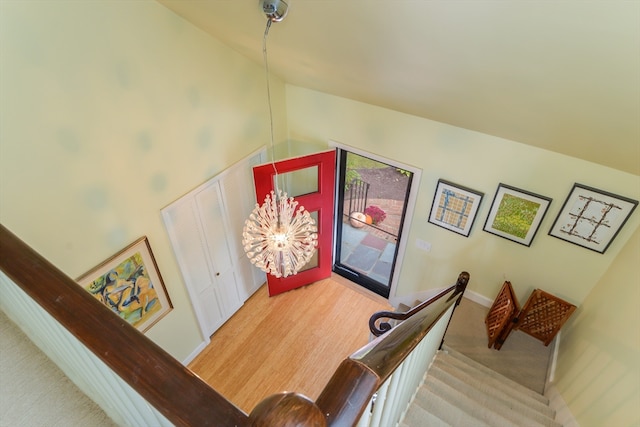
[77,237,172,332]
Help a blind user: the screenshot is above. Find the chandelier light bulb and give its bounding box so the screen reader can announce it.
[243,190,318,278]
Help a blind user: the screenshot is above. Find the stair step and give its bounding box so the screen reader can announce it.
[428,364,560,427]
[431,357,556,420]
[423,375,532,427]
[441,345,549,404]
[400,346,563,427]
[412,386,492,427]
[401,402,451,427]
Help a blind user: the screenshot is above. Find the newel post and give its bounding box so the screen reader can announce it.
[454,271,470,305]
[248,392,327,427]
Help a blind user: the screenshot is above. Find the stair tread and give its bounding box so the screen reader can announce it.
[400,347,562,427]
[423,373,561,427]
[413,386,493,427]
[441,345,549,404]
[402,402,452,427]
[431,357,556,419]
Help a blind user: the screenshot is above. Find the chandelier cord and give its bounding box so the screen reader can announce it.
[242,2,318,279]
[262,19,281,197]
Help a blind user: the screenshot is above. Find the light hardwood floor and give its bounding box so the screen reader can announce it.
[188,275,392,413]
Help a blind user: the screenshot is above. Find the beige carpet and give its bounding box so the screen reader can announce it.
[0,310,116,427]
[401,347,560,427]
[443,297,553,394]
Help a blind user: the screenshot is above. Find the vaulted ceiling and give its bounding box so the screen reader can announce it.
[157,1,639,176]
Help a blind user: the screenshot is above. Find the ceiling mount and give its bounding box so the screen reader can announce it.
[260,0,288,22]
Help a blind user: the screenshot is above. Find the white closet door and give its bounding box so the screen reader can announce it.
[194,183,242,318]
[162,199,225,337]
[219,154,266,299]
[162,148,266,341]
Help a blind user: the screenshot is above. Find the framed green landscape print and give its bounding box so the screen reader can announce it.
[483,184,552,247]
[548,183,638,254]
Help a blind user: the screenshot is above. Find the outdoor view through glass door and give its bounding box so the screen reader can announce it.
[333,149,414,298]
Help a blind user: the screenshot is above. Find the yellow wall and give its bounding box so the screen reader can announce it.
[0,1,286,361]
[285,86,640,306]
[2,11,639,422]
[554,227,640,426]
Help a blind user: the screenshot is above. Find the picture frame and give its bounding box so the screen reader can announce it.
[428,179,484,237]
[77,237,172,333]
[483,184,552,246]
[548,183,638,254]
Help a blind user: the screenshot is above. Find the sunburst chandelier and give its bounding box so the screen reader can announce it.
[242,0,318,278]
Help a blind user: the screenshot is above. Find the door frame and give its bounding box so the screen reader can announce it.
[329,140,422,300]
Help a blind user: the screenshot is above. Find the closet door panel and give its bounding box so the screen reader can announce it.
[216,270,242,317]
[162,200,223,337]
[195,184,233,270]
[220,165,254,260]
[198,287,225,337]
[219,152,266,295]
[194,183,243,315]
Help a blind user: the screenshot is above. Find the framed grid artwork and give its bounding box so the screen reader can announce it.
[428,179,484,237]
[548,183,638,254]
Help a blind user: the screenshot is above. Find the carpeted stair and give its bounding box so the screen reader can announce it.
[401,346,561,427]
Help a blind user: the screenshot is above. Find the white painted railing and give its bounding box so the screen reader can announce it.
[0,272,172,427]
[356,303,455,427]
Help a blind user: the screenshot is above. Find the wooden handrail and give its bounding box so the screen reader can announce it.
[1,223,468,427]
[316,272,468,426]
[369,271,469,336]
[0,224,249,427]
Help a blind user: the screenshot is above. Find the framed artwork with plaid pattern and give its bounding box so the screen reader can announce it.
[428,179,484,237]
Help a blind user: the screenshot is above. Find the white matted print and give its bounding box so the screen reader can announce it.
[428,179,484,237]
[483,184,552,247]
[548,183,638,254]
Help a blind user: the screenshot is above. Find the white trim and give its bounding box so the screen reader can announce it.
[545,383,579,427]
[182,338,210,366]
[547,330,560,384]
[389,287,448,310]
[328,140,422,300]
[463,289,493,307]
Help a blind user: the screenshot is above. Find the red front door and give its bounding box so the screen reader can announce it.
[252,150,336,296]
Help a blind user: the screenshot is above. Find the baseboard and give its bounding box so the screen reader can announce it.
[391,288,493,310]
[546,330,561,384]
[463,289,493,307]
[545,384,579,427]
[181,338,209,366]
[389,287,447,309]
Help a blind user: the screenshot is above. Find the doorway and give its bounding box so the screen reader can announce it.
[332,147,417,298]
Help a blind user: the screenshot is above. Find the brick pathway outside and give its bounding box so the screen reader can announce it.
[339,197,404,285]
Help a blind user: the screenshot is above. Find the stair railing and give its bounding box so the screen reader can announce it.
[0,224,249,427]
[313,272,469,427]
[0,223,468,427]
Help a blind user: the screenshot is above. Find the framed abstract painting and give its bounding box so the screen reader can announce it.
[548,183,638,254]
[77,237,172,332]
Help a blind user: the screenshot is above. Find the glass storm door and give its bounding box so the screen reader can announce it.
[333,149,413,298]
[252,150,336,296]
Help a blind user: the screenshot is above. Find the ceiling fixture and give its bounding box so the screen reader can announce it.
[242,0,318,279]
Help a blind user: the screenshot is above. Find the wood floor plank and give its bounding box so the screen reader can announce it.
[188,276,392,413]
